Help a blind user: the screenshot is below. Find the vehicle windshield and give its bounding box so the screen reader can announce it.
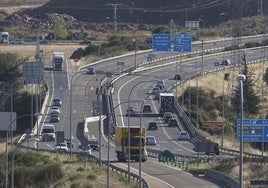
[43,129,54,133]
[56,143,66,147]
[88,141,98,145]
[125,137,145,146]
[147,137,155,142]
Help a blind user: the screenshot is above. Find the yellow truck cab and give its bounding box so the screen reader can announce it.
[115,126,148,162]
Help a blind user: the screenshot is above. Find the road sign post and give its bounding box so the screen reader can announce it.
[236,119,268,142]
[202,121,222,129]
[173,34,192,52]
[152,34,171,52]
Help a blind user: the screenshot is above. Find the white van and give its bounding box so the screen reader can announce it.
[41,124,56,142]
[222,59,231,65]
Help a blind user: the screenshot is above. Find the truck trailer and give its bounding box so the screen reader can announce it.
[159,92,175,115]
[115,126,148,162]
[52,52,64,71]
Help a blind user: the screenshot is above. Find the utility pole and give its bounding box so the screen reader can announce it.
[229,0,243,96]
[107,3,122,32]
[258,0,263,16]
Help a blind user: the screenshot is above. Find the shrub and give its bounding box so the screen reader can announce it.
[76,166,85,172]
[86,173,97,180]
[69,173,83,182]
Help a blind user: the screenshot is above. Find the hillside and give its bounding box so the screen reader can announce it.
[10,0,268,26]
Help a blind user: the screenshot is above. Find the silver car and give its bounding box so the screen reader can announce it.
[50,114,60,122]
[178,131,190,140]
[51,106,60,115]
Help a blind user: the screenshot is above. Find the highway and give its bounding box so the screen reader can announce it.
[31,35,266,187]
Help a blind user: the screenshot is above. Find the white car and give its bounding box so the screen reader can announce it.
[77,144,92,155]
[51,106,60,115]
[146,136,157,145]
[222,59,231,65]
[52,98,62,107]
[178,131,190,140]
[163,112,173,123]
[54,142,68,152]
[50,114,60,122]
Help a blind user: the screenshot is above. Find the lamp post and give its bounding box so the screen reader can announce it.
[97,74,109,167]
[237,74,246,188]
[132,38,137,69]
[5,112,44,188]
[11,135,38,188]
[0,81,19,147]
[69,69,87,155]
[138,99,145,188]
[126,80,160,183]
[113,96,149,188]
[212,72,225,148]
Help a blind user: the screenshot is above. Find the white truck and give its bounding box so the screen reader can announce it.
[52,52,64,71]
[159,93,175,115]
[41,124,56,142]
[0,32,9,44]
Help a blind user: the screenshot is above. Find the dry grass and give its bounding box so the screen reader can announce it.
[177,64,268,155]
[0,44,82,60]
[0,0,49,5]
[181,63,268,187]
[0,0,49,15]
[56,155,134,188]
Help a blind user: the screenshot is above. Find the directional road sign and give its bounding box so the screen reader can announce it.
[152,34,171,52]
[23,61,44,84]
[236,119,268,142]
[202,121,222,129]
[173,34,192,52]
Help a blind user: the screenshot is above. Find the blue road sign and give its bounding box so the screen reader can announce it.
[214,62,220,67]
[173,34,192,52]
[152,34,171,52]
[236,119,268,142]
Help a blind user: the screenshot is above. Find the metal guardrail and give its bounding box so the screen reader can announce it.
[205,169,239,188]
[220,147,268,162]
[147,148,239,187]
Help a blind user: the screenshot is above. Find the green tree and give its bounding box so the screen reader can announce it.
[231,61,260,116]
[54,18,68,40]
[0,52,21,81]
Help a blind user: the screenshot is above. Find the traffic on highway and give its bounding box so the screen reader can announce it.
[25,35,266,187]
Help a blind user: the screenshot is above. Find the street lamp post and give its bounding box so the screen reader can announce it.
[69,69,87,155]
[5,112,44,188]
[212,73,225,148]
[237,74,246,188]
[127,80,160,183]
[11,135,37,188]
[138,100,145,188]
[132,38,137,69]
[0,81,20,147]
[97,74,109,167]
[113,99,145,187]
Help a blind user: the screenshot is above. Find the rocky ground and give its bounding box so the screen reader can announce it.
[0,2,153,41]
